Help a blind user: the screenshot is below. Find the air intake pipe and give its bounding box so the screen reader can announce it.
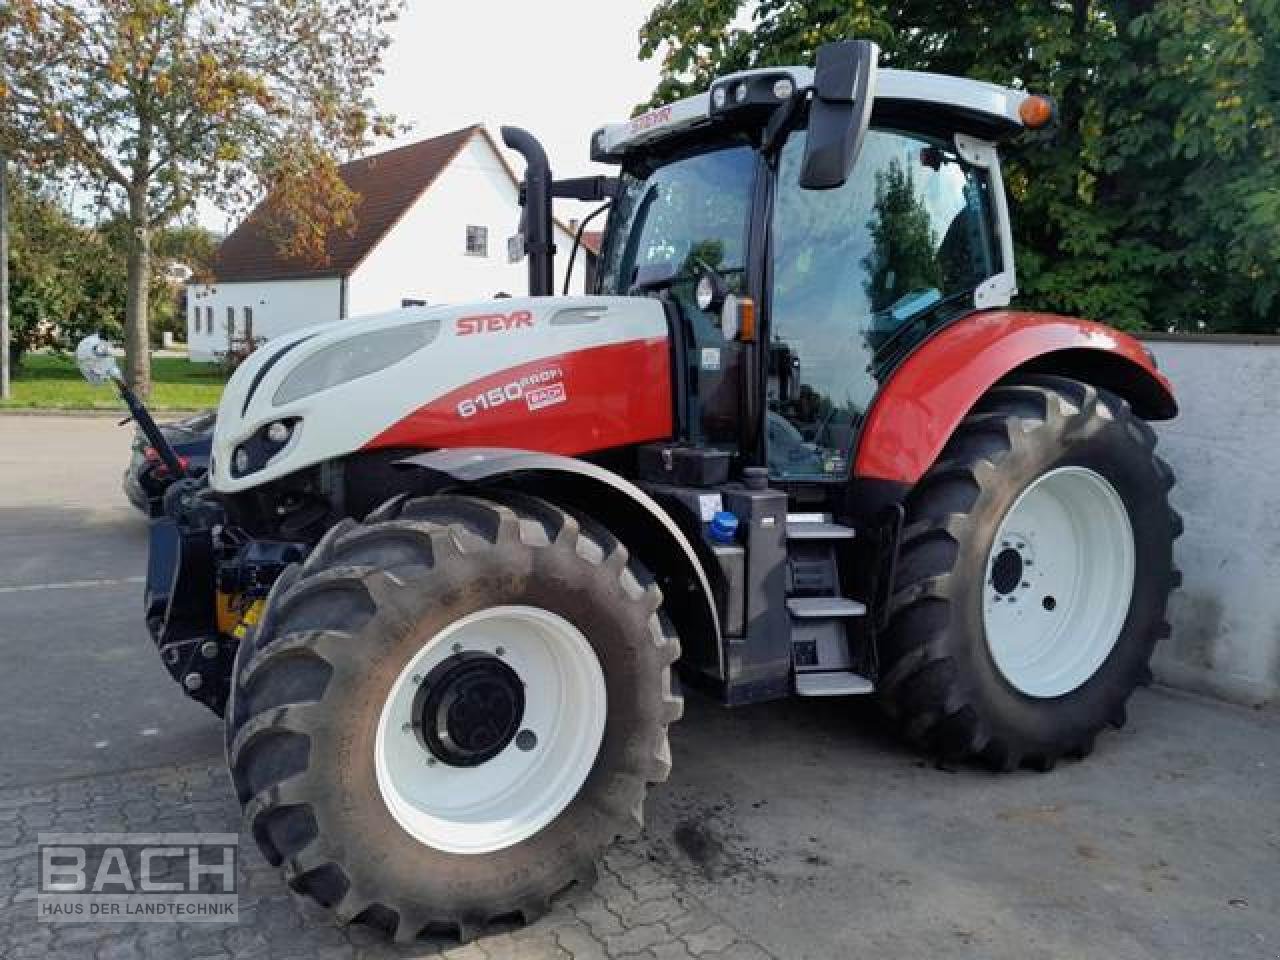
[501,126,555,296]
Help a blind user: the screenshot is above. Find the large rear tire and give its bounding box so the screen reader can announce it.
[225,493,681,942]
[879,375,1181,770]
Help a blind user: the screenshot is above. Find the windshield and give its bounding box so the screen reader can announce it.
[597,146,756,316]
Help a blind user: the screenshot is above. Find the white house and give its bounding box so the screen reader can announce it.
[186,125,588,362]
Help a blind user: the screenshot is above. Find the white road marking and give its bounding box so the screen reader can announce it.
[0,576,145,595]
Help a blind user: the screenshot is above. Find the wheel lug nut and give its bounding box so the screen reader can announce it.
[452,643,463,654]
[515,729,537,752]
[495,646,506,657]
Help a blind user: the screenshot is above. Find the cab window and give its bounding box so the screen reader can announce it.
[768,128,1000,480]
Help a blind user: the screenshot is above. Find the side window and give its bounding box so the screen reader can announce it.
[768,129,1000,480]
[465,225,488,257]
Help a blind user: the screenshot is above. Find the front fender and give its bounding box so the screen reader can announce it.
[854,311,1176,484]
[396,448,723,677]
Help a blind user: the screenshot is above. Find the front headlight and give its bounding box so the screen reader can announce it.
[273,320,438,406]
[231,418,300,478]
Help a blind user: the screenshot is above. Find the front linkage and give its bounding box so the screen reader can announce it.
[146,478,306,715]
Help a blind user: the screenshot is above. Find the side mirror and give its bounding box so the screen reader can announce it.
[74,334,122,385]
[799,39,879,190]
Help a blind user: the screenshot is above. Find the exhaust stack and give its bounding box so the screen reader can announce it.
[501,126,555,296]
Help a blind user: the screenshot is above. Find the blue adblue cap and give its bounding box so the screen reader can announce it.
[708,510,739,545]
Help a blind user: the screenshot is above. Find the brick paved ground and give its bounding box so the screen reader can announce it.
[0,764,776,960]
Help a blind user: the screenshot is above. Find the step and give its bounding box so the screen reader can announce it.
[786,521,857,541]
[786,597,867,619]
[795,671,875,697]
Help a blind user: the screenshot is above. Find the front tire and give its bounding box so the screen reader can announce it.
[225,493,681,942]
[879,375,1181,770]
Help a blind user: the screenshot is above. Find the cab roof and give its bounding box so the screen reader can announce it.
[593,67,1037,162]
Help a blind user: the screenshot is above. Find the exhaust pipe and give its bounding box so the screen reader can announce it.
[501,126,555,297]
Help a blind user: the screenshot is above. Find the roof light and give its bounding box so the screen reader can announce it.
[712,86,727,109]
[773,77,794,99]
[1019,95,1054,129]
[734,83,748,104]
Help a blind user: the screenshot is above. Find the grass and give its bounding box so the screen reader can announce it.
[0,353,226,411]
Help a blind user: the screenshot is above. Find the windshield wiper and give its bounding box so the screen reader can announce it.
[870,290,976,375]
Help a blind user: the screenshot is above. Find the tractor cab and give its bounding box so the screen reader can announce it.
[562,41,1046,506]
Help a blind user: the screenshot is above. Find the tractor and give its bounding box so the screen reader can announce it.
[77,40,1180,943]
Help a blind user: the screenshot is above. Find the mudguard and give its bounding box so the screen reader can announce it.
[396,448,723,675]
[854,310,1176,484]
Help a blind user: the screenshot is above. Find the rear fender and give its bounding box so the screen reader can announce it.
[854,311,1176,485]
[395,448,723,679]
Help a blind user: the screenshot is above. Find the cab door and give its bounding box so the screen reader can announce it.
[766,127,1003,482]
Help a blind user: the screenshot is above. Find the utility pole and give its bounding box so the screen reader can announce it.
[1,155,10,401]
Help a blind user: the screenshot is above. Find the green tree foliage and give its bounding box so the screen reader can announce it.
[638,0,1280,333]
[5,180,125,367]
[1,0,401,397]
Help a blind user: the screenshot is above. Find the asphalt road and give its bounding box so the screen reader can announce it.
[1,414,1277,959]
[0,416,223,789]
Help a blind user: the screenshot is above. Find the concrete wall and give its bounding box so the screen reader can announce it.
[347,135,583,317]
[186,277,342,363]
[1144,336,1280,707]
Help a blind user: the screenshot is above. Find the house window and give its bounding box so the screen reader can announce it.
[465,225,489,257]
[243,306,254,341]
[205,307,213,334]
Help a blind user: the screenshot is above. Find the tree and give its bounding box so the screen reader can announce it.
[0,0,401,397]
[4,177,126,366]
[637,0,1280,333]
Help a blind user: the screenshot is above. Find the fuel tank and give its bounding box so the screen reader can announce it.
[210,296,672,494]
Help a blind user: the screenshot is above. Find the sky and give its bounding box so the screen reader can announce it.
[201,0,665,233]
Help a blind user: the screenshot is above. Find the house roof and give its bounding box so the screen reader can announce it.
[214,125,482,283]
[581,230,604,257]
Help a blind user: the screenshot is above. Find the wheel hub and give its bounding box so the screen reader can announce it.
[375,605,608,855]
[982,467,1136,698]
[416,653,525,767]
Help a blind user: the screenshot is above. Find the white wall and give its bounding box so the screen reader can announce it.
[186,277,343,363]
[347,134,585,317]
[1144,337,1280,708]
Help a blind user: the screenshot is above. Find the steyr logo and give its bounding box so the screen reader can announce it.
[456,310,534,336]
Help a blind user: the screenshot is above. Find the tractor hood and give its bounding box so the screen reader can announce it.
[210,296,672,494]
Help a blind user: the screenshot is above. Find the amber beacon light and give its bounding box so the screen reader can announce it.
[1019,94,1055,129]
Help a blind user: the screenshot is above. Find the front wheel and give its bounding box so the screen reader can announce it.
[879,375,1181,770]
[225,493,681,942]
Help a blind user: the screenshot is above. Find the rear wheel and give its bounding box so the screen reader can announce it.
[879,375,1181,770]
[225,493,681,942]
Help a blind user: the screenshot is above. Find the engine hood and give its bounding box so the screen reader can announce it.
[210,295,671,494]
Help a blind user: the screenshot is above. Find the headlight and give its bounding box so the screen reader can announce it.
[231,418,301,478]
[273,320,437,406]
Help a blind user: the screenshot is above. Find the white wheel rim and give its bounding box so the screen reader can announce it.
[983,466,1135,698]
[375,605,606,855]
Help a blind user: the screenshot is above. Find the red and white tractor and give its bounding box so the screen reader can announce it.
[79,40,1180,942]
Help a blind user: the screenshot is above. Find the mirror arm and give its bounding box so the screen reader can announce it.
[113,376,187,479]
[762,87,811,156]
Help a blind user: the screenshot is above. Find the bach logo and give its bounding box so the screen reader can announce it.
[455,310,534,336]
[37,833,239,923]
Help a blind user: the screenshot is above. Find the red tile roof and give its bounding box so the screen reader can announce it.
[213,125,481,283]
[581,230,604,256]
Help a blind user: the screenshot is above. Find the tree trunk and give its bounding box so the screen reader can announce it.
[124,189,152,400]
